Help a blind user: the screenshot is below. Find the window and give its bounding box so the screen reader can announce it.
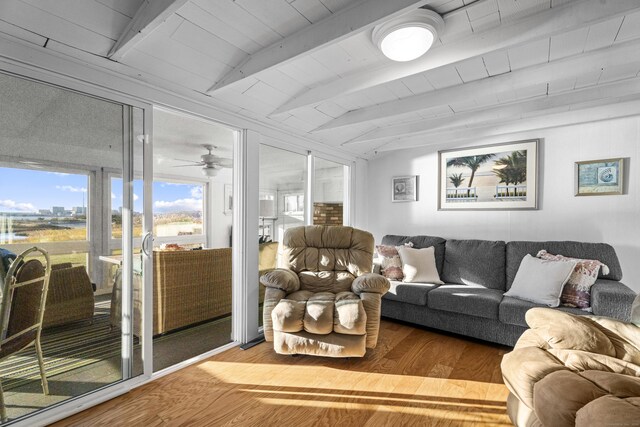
[283,193,304,214]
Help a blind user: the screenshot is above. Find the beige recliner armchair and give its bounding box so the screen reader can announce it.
[261,226,390,357]
[501,300,640,427]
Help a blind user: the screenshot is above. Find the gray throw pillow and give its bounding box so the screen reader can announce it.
[632,293,640,327]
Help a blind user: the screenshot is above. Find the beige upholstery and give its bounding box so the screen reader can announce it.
[501,306,640,426]
[261,226,389,357]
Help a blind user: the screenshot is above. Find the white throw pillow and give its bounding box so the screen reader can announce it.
[397,246,444,284]
[505,254,577,307]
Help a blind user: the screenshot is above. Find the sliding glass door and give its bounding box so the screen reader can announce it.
[0,72,147,423]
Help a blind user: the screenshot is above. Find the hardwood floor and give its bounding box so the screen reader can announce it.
[52,320,512,427]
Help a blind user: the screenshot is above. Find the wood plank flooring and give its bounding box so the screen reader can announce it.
[52,320,512,427]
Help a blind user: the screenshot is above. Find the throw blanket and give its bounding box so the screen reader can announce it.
[0,248,17,287]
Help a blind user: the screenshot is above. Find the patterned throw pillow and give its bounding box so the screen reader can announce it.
[536,250,610,310]
[376,242,413,281]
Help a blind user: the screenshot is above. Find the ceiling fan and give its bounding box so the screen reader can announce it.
[173,145,232,177]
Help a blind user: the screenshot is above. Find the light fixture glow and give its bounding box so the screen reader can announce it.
[380,26,434,62]
[202,167,218,177]
[372,9,444,62]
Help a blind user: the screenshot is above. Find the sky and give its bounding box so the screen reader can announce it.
[0,167,203,214]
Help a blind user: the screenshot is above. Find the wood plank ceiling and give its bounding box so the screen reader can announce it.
[1,0,639,158]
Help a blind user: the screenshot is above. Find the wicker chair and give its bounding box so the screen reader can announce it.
[0,247,51,421]
[111,248,232,336]
[43,263,94,328]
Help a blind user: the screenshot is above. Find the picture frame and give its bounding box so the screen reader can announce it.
[392,175,418,202]
[575,158,624,196]
[223,184,232,215]
[438,139,539,210]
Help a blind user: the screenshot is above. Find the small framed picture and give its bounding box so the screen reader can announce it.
[223,184,233,214]
[392,175,418,202]
[575,158,624,196]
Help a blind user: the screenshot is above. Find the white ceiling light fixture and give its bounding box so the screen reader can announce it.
[202,166,219,177]
[372,9,444,62]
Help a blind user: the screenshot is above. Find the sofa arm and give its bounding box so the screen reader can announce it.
[591,280,637,322]
[352,273,390,295]
[260,268,300,293]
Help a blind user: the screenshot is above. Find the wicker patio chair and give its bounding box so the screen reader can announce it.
[44,263,94,328]
[0,247,52,421]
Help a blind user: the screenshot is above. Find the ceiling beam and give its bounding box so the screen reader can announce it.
[273,0,640,115]
[344,77,640,145]
[314,39,640,131]
[206,0,430,93]
[108,0,190,61]
[370,98,640,154]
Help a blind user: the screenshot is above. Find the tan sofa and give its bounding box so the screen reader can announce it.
[261,226,390,357]
[111,248,232,336]
[501,301,640,427]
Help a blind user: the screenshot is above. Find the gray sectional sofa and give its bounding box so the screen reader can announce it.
[380,234,637,347]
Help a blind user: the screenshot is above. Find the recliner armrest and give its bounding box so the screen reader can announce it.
[352,273,390,295]
[260,268,300,293]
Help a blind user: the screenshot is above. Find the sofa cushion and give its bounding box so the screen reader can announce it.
[441,239,506,290]
[381,235,446,275]
[499,296,585,327]
[506,241,623,290]
[428,285,503,320]
[383,281,437,306]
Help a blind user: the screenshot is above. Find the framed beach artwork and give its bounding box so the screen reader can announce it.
[438,139,539,210]
[392,175,418,202]
[575,158,624,196]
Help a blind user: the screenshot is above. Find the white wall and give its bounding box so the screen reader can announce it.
[365,116,640,292]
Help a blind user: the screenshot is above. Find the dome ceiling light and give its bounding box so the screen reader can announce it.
[372,9,444,62]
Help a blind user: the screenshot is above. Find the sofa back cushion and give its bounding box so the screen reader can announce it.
[282,226,375,293]
[381,235,446,275]
[442,239,506,290]
[506,241,622,290]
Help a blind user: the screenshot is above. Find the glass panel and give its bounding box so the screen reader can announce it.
[313,158,347,226]
[258,145,307,327]
[151,108,234,372]
[0,72,134,423]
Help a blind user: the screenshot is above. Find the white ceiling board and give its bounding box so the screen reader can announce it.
[208,0,429,92]
[383,80,415,99]
[574,68,603,89]
[362,85,399,105]
[274,0,640,115]
[548,77,576,94]
[429,0,464,14]
[191,0,282,48]
[425,65,465,89]
[0,19,47,46]
[482,50,511,75]
[515,82,548,99]
[399,74,436,95]
[234,0,311,37]
[95,0,144,18]
[242,81,292,109]
[439,9,473,43]
[314,39,640,130]
[171,19,247,67]
[456,57,490,83]
[584,16,623,52]
[257,68,309,97]
[1,0,115,55]
[314,101,348,119]
[289,107,333,127]
[508,38,549,70]
[469,12,501,33]
[175,2,262,54]
[616,10,640,42]
[290,0,332,23]
[466,0,499,21]
[311,44,361,78]
[497,0,550,23]
[20,0,131,40]
[549,27,589,61]
[598,63,640,85]
[277,55,338,88]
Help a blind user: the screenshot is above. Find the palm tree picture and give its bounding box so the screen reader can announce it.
[446,154,495,197]
[493,150,527,197]
[439,140,538,210]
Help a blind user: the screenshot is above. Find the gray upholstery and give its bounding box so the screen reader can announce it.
[499,296,585,327]
[428,285,503,320]
[441,239,506,290]
[382,281,436,306]
[591,280,637,322]
[381,234,446,275]
[506,241,623,289]
[380,234,636,347]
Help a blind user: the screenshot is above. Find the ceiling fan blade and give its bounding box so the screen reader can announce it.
[218,158,233,168]
[173,158,203,164]
[171,164,203,168]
